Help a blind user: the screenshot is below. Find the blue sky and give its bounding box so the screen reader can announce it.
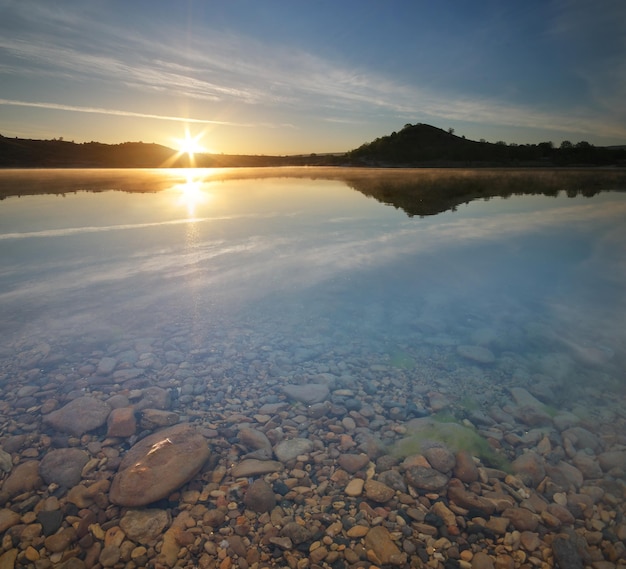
[1,0,625,154]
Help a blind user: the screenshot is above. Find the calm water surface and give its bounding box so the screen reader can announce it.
[1,168,625,416]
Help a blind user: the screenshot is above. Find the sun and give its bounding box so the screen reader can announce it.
[175,130,206,159]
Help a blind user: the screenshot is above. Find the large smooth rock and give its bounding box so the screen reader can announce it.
[109,424,210,507]
[274,438,314,463]
[283,383,329,405]
[0,461,42,505]
[39,448,89,488]
[43,397,111,436]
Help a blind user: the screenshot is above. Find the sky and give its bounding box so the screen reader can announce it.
[1,0,625,155]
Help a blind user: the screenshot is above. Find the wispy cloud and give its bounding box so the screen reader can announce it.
[0,99,289,128]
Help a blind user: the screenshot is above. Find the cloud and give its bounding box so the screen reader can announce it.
[0,99,289,128]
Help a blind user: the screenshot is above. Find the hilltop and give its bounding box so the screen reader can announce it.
[348,123,626,167]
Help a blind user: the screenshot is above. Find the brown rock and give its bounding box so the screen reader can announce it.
[454,449,479,483]
[43,396,111,436]
[364,479,395,503]
[338,453,370,474]
[0,460,41,504]
[471,551,495,569]
[66,479,110,508]
[231,459,284,478]
[423,446,456,473]
[0,509,20,533]
[44,528,77,553]
[109,423,210,507]
[511,451,545,487]
[120,509,170,545]
[364,526,406,566]
[106,407,137,438]
[502,507,539,531]
[238,427,272,452]
[243,479,276,513]
[447,479,496,515]
[405,466,449,492]
[139,409,179,430]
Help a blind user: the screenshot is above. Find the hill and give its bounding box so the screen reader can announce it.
[0,135,343,168]
[348,123,626,167]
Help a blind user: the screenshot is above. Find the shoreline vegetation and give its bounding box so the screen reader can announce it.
[2,123,625,170]
[2,167,626,218]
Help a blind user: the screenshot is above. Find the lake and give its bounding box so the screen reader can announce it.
[1,167,625,567]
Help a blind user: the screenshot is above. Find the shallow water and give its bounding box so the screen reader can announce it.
[1,167,625,566]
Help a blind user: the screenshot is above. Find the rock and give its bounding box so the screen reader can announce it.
[106,407,137,437]
[364,479,395,503]
[447,479,496,515]
[572,452,603,479]
[44,527,76,553]
[405,466,449,492]
[0,448,12,473]
[471,551,495,569]
[552,534,584,569]
[545,461,583,490]
[0,460,41,504]
[139,409,179,430]
[231,459,284,478]
[0,509,20,533]
[37,509,64,536]
[281,522,312,545]
[345,478,364,497]
[0,550,18,569]
[120,509,170,545]
[283,383,329,405]
[39,448,89,488]
[99,545,121,567]
[378,469,407,492]
[43,396,111,436]
[508,387,552,426]
[457,345,495,364]
[431,501,457,526]
[244,479,276,513]
[268,536,293,550]
[364,526,405,566]
[598,450,626,472]
[133,387,171,411]
[66,479,110,508]
[109,423,210,507]
[337,453,369,473]
[273,438,314,463]
[238,427,273,453]
[423,445,456,473]
[96,356,117,375]
[511,451,545,487]
[501,507,539,532]
[454,449,479,483]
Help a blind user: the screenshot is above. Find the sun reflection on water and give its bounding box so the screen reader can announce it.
[173,172,210,218]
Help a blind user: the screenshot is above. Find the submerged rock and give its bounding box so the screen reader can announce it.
[43,396,111,436]
[109,423,210,507]
[39,448,89,488]
[283,383,329,405]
